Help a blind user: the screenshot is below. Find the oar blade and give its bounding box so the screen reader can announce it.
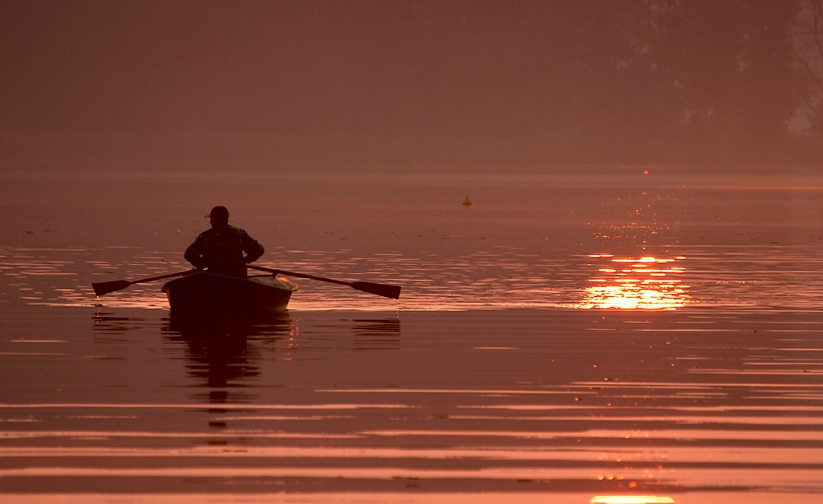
[92,280,131,296]
[351,281,401,299]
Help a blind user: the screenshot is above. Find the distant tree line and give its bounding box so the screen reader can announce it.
[545,0,823,165]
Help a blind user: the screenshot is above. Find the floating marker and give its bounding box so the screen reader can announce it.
[462,195,472,207]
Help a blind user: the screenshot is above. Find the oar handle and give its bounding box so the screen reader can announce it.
[92,268,199,296]
[247,265,400,299]
[248,265,350,286]
[128,269,200,285]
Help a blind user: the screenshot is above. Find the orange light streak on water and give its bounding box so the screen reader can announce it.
[579,255,689,310]
[590,497,674,504]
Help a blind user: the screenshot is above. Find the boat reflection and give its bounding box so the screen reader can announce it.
[579,255,689,310]
[351,317,402,351]
[91,311,154,335]
[162,311,294,408]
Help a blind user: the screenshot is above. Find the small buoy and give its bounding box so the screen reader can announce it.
[462,195,472,207]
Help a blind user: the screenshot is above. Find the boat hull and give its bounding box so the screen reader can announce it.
[162,272,297,315]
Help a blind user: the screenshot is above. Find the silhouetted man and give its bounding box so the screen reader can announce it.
[184,206,264,277]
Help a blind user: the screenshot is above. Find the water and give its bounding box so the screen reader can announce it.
[1,167,822,503]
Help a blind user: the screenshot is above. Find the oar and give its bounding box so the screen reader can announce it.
[248,265,401,299]
[92,269,199,296]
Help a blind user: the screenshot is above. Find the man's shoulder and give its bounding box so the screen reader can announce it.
[201,226,245,236]
[196,228,217,240]
[230,226,252,237]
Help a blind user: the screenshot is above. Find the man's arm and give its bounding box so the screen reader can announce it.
[240,231,265,264]
[184,235,208,269]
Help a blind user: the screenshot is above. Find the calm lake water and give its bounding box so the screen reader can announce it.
[1,167,822,503]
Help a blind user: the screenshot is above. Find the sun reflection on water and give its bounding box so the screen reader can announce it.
[579,255,689,310]
[590,497,675,504]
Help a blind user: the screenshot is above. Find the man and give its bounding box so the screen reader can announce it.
[184,206,265,278]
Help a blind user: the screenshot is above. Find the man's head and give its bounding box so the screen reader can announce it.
[207,206,230,228]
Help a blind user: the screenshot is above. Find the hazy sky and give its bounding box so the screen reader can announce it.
[2,0,819,167]
[2,1,578,134]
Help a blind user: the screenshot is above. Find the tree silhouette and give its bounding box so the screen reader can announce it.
[791,0,823,133]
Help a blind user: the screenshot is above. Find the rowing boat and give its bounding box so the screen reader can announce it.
[92,265,397,313]
[161,271,298,315]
